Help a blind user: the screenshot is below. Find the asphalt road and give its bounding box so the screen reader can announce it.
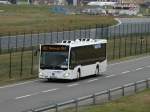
[0,18,150,50]
[0,55,150,112]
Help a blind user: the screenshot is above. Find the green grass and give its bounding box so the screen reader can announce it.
[0,5,117,35]
[62,89,150,112]
[0,50,38,86]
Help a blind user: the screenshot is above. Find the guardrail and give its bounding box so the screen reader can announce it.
[26,78,150,112]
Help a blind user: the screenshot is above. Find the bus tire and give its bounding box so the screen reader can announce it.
[47,78,51,81]
[77,69,81,80]
[95,66,100,76]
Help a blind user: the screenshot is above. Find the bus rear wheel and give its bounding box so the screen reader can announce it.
[95,66,100,76]
[47,78,51,81]
[77,70,81,80]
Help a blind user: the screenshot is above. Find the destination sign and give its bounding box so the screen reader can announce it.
[41,45,69,52]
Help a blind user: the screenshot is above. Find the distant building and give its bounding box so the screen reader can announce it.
[66,0,82,6]
[117,0,144,4]
[31,0,146,6]
[66,0,117,6]
[32,0,66,5]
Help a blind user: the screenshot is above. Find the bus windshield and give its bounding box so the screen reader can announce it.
[40,52,68,70]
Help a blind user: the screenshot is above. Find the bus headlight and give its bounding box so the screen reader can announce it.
[64,73,69,77]
[39,72,42,75]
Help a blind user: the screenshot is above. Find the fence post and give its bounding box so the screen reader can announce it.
[125,35,127,57]
[119,24,121,59]
[75,99,78,112]
[101,24,104,39]
[37,31,40,45]
[20,48,23,78]
[8,33,11,53]
[140,25,143,55]
[108,89,111,101]
[134,82,137,93]
[16,33,18,52]
[31,46,34,75]
[69,27,71,40]
[50,31,52,44]
[122,86,125,96]
[113,26,116,60]
[57,28,58,43]
[62,27,65,40]
[146,79,149,88]
[80,26,81,38]
[148,23,150,52]
[9,48,12,79]
[144,23,146,53]
[73,27,76,41]
[31,31,33,47]
[146,31,148,53]
[23,32,25,50]
[93,94,96,105]
[88,25,91,39]
[85,25,86,38]
[95,24,97,39]
[106,24,109,40]
[55,104,58,112]
[130,23,132,56]
[135,31,138,55]
[0,37,1,54]
[44,30,46,44]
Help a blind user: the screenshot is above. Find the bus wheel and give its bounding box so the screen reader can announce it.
[77,70,81,80]
[95,66,100,76]
[47,78,51,82]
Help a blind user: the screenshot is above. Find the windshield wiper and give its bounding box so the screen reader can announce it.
[40,64,54,69]
[40,64,68,70]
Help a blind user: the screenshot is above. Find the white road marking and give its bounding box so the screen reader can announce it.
[16,95,31,99]
[42,88,58,93]
[122,71,130,74]
[15,93,38,100]
[67,83,79,87]
[15,88,59,100]
[0,80,38,89]
[135,67,143,71]
[106,74,116,78]
[87,79,98,83]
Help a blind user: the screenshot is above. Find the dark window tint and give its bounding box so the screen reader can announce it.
[70,43,106,69]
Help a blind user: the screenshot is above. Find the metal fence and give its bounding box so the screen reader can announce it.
[0,22,150,53]
[0,22,150,83]
[27,78,150,112]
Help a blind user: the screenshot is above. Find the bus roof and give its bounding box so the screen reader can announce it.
[51,39,107,48]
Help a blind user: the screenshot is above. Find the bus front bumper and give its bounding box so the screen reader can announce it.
[39,70,74,80]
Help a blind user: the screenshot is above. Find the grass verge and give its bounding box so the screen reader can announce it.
[62,89,150,112]
[0,50,38,86]
[0,5,117,35]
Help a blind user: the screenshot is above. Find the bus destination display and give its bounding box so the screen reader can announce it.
[41,45,69,52]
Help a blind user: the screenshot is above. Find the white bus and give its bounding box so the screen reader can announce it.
[39,38,107,80]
